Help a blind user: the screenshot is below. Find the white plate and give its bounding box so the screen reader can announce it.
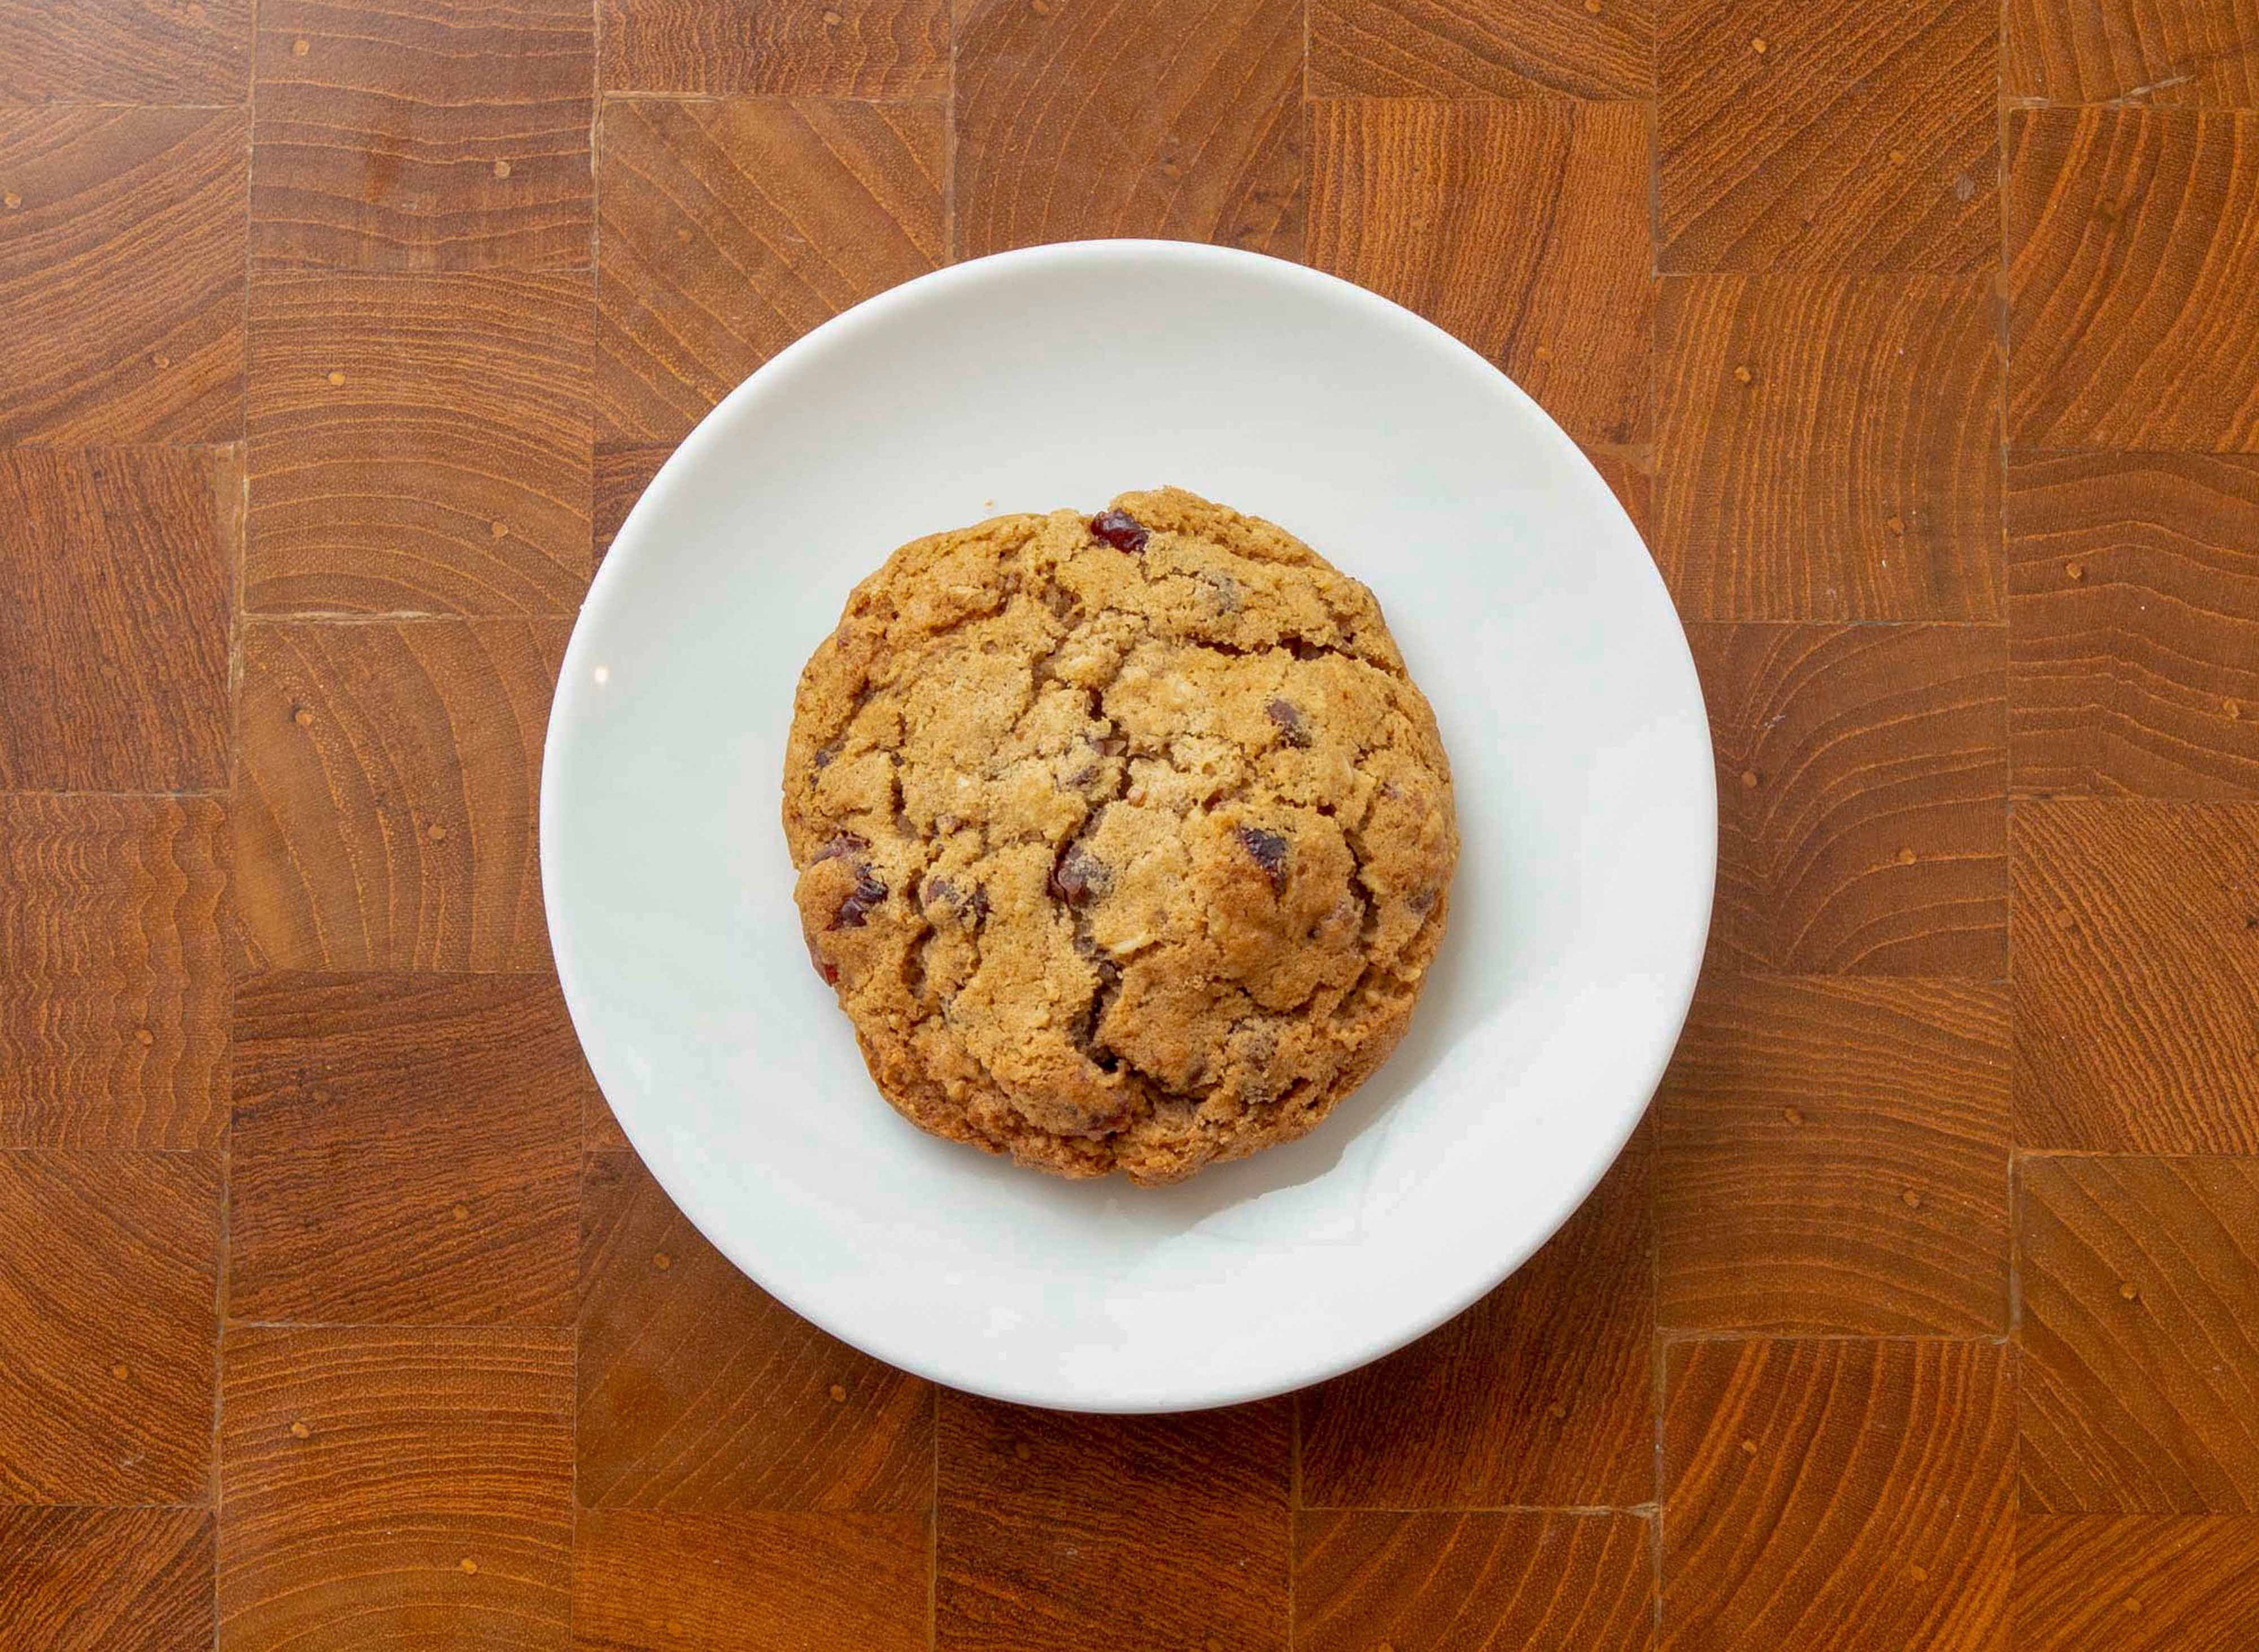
[542,241,1714,1413]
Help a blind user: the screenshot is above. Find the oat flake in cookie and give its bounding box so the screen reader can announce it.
[784,487,1458,1185]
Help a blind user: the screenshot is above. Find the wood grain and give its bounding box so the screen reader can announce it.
[1662,1339,2013,1651]
[1309,0,1651,98]
[219,1324,572,1651]
[1657,973,2010,1336]
[577,1153,932,1512]
[1309,99,1651,447]
[577,1510,929,1651]
[230,973,588,1326]
[1693,623,2009,977]
[2009,453,2259,801]
[250,0,592,272]
[0,1507,213,1652]
[0,108,245,444]
[2019,1156,2259,1514]
[1300,1135,1652,1509]
[2008,108,2259,451]
[1659,0,1996,274]
[247,272,591,616]
[1294,1511,1654,1652]
[956,0,1303,259]
[601,0,950,95]
[0,797,228,1152]
[594,444,672,567]
[597,97,943,444]
[936,1394,1288,1651]
[2012,800,2259,1152]
[0,1151,219,1504]
[2005,0,2259,107]
[2013,1516,2259,1650]
[0,447,234,791]
[0,0,249,103]
[1656,276,2001,618]
[233,619,566,972]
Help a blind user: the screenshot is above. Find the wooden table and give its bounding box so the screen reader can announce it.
[4,0,2258,1645]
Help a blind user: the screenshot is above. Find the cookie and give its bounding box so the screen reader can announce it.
[784,487,1457,1185]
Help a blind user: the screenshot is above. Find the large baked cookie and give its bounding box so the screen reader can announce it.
[784,487,1457,1185]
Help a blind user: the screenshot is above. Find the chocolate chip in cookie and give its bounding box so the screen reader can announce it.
[813,830,866,862]
[833,865,888,929]
[1236,825,1290,893]
[1051,844,1110,908]
[1266,698,1310,748]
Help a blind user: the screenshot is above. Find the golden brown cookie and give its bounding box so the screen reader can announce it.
[784,487,1456,1185]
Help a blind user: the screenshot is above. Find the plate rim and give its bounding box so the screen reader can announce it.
[542,238,1716,1412]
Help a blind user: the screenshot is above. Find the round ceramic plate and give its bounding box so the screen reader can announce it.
[542,241,1715,1413]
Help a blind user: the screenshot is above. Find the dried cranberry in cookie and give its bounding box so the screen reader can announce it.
[1087,508,1149,553]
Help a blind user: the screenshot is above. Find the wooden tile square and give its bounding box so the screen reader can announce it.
[601,0,949,95]
[1309,99,1650,447]
[0,1151,219,1503]
[1300,1135,1651,1509]
[575,1510,928,1650]
[1658,974,2009,1336]
[218,1324,573,1651]
[1309,0,1651,98]
[2013,1516,2259,1649]
[597,97,943,444]
[1,796,229,1151]
[2007,0,2259,109]
[234,620,565,972]
[1295,1511,1654,1652]
[0,447,233,791]
[250,0,592,272]
[1694,623,2009,977]
[594,443,672,566]
[2009,109,2259,452]
[2012,801,2259,1152]
[231,974,588,1326]
[0,108,245,444]
[2020,1156,2259,1514]
[1655,276,2001,619]
[1659,0,1996,274]
[1663,1339,2013,1651]
[0,1507,213,1652]
[956,0,1303,259]
[2008,453,2259,801]
[578,1153,932,1512]
[937,1394,1288,1651]
[247,273,591,615]
[0,0,248,102]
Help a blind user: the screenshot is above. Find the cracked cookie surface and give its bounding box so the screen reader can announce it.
[784,487,1457,1185]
